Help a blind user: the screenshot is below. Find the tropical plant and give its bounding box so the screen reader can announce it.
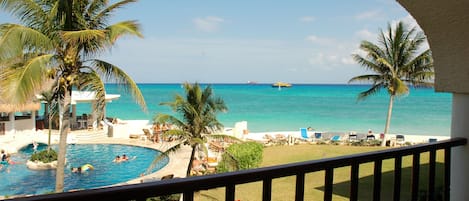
[349,21,433,146]
[0,0,146,192]
[217,142,263,173]
[30,149,58,163]
[148,82,230,177]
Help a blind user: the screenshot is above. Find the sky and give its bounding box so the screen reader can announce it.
[0,0,423,84]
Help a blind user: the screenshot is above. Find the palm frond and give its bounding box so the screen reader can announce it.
[91,59,147,112]
[144,143,182,175]
[61,30,107,55]
[392,78,409,96]
[0,24,53,59]
[357,83,384,101]
[348,74,381,84]
[0,54,53,103]
[74,70,107,119]
[107,20,143,44]
[93,0,138,25]
[0,0,47,28]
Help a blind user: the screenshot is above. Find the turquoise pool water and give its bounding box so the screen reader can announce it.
[0,143,169,196]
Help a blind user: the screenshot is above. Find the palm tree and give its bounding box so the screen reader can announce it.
[0,0,147,192]
[148,82,228,177]
[349,21,433,146]
[38,90,58,148]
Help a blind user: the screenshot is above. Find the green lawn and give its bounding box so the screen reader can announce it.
[198,144,445,201]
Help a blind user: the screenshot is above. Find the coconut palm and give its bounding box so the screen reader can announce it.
[349,21,433,146]
[147,82,229,177]
[0,0,146,192]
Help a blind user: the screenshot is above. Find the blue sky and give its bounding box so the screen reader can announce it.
[0,0,421,84]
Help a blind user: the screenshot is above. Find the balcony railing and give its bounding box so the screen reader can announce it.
[8,137,467,201]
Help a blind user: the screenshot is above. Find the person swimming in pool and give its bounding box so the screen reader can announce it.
[113,155,122,163]
[71,164,94,173]
[71,167,82,173]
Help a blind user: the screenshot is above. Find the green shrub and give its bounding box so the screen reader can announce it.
[217,142,263,173]
[30,149,58,163]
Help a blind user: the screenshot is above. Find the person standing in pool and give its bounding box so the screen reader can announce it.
[1,150,6,162]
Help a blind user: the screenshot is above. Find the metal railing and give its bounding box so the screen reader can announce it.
[7,137,467,201]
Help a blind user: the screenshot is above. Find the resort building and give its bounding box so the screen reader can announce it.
[0,101,41,135]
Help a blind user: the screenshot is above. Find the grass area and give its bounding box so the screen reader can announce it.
[198,144,445,201]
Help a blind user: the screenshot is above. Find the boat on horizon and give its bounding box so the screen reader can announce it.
[272,82,292,88]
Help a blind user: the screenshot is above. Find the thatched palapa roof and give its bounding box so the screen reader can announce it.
[0,101,41,113]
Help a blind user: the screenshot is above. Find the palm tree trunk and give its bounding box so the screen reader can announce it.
[47,114,52,150]
[55,89,72,192]
[48,104,52,149]
[381,95,394,147]
[186,145,197,177]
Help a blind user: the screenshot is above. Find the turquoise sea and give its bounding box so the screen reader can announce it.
[76,84,451,136]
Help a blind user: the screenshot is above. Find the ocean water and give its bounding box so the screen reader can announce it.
[74,84,451,136]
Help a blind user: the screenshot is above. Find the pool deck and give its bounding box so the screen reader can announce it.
[0,129,191,191]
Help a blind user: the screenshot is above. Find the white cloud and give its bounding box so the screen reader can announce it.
[305,35,335,46]
[305,34,361,69]
[341,57,356,65]
[355,29,376,41]
[299,16,315,22]
[355,10,382,20]
[193,16,225,32]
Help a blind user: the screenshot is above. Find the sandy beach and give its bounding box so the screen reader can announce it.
[241,130,450,145]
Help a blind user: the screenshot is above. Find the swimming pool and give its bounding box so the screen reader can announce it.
[0,143,169,196]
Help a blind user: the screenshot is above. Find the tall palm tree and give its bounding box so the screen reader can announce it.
[149,82,228,177]
[0,0,147,192]
[349,21,433,146]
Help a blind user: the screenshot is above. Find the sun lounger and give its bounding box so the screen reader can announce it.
[300,128,309,139]
[209,141,224,152]
[299,128,315,142]
[366,135,376,140]
[330,135,341,142]
[314,132,322,140]
[348,134,358,142]
[396,134,405,146]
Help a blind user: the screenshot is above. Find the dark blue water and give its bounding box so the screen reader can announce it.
[0,143,168,196]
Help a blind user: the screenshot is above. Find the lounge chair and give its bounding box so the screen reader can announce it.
[396,134,405,146]
[209,141,224,152]
[366,135,376,141]
[314,132,322,140]
[300,128,309,139]
[300,128,314,142]
[330,135,341,143]
[348,134,358,142]
[140,128,152,142]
